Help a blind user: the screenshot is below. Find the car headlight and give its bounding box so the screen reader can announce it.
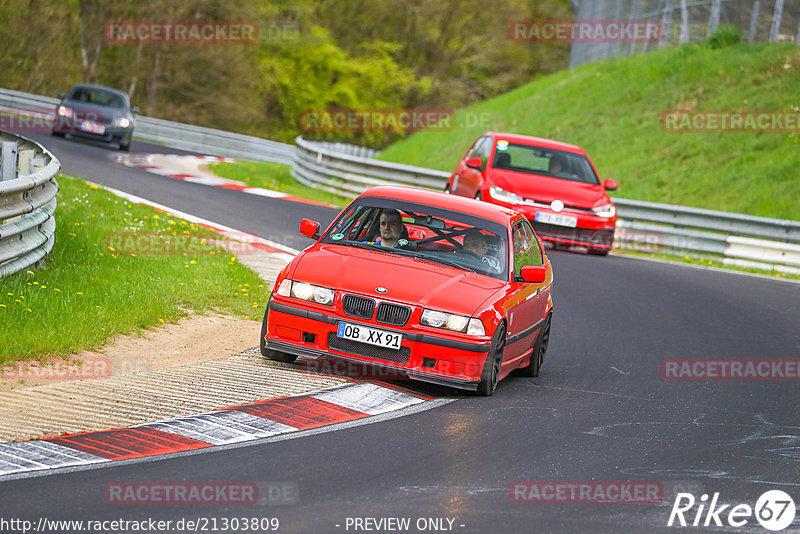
[592,203,616,218]
[421,309,485,336]
[113,117,131,128]
[276,279,334,305]
[57,106,73,118]
[489,186,525,204]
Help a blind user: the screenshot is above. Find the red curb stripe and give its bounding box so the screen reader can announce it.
[249,242,287,254]
[232,396,369,430]
[46,427,211,460]
[283,194,336,207]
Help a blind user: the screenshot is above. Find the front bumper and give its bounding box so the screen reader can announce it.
[264,299,491,391]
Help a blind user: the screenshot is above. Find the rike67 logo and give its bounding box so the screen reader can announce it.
[668,490,796,531]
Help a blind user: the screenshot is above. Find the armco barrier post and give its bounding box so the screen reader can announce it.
[1,141,17,181]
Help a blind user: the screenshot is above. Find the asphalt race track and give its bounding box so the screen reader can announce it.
[2,134,799,533]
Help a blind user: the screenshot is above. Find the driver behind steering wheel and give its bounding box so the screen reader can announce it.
[462,229,501,272]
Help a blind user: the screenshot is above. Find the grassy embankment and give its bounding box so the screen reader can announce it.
[1,176,266,364]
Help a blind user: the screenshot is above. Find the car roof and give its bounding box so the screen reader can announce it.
[358,185,521,225]
[68,84,130,99]
[484,131,586,155]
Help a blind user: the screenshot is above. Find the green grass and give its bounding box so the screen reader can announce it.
[378,41,800,221]
[0,175,268,364]
[208,161,351,207]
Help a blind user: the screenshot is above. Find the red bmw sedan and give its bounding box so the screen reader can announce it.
[446,132,618,255]
[261,186,554,395]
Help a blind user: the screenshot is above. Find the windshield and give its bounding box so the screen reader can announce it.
[67,87,127,109]
[322,199,509,281]
[492,142,599,185]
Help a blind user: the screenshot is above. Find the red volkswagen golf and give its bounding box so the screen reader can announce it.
[446,132,618,255]
[261,186,554,395]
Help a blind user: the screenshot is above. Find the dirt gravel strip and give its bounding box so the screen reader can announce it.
[0,348,350,443]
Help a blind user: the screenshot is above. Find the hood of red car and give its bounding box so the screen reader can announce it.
[488,169,609,207]
[289,243,504,315]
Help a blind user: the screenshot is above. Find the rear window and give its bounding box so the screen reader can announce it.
[68,88,127,109]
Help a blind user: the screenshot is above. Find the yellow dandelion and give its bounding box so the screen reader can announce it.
[25,308,31,312]
[15,299,21,303]
[96,305,100,309]
[184,264,190,268]
[153,214,159,219]
[210,251,215,255]
[6,293,12,296]
[252,303,258,308]
[77,292,83,296]
[190,260,196,264]
[158,318,165,323]
[54,288,60,293]
[0,304,5,308]
[108,246,116,252]
[33,281,39,285]
[26,270,34,275]
[40,285,46,289]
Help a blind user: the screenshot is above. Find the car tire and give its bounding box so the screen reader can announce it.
[477,322,505,396]
[444,184,451,194]
[475,191,482,201]
[260,306,298,363]
[520,314,551,377]
[51,130,64,137]
[119,137,131,152]
[588,248,610,256]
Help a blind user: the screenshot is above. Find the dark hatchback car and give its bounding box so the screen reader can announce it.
[52,84,138,151]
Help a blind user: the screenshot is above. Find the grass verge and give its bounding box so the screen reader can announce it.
[208,160,351,207]
[0,175,267,364]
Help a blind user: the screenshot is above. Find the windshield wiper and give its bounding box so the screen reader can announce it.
[398,250,477,273]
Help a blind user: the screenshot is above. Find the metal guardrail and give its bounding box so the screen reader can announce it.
[291,136,800,274]
[0,132,60,277]
[0,88,295,165]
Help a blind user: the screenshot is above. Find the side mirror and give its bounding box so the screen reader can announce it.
[519,265,546,283]
[465,157,482,169]
[603,179,618,191]
[132,106,140,114]
[58,92,65,99]
[299,218,320,239]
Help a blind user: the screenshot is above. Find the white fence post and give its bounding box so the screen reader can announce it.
[707,0,721,36]
[769,0,784,42]
[748,0,761,42]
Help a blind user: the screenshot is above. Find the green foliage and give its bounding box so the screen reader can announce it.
[257,26,427,146]
[379,42,800,221]
[0,0,571,148]
[706,25,742,49]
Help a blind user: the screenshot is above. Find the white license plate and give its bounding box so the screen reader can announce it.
[80,121,105,134]
[535,211,578,228]
[336,322,402,350]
